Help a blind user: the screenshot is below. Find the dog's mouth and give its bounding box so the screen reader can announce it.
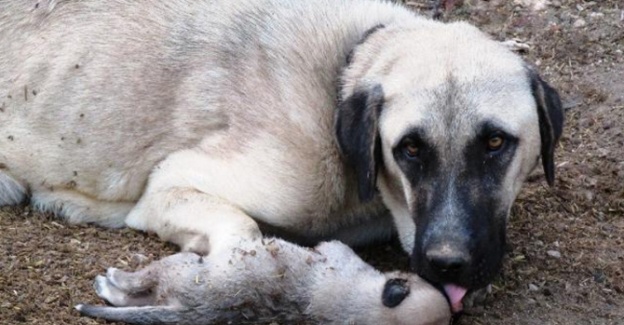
[442,284,468,313]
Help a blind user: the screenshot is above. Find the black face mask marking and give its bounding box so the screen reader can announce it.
[393,122,518,289]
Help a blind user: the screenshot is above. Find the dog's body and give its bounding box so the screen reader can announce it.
[0,0,402,242]
[0,0,563,306]
[76,238,451,325]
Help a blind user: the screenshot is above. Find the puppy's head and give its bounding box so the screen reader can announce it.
[336,20,563,302]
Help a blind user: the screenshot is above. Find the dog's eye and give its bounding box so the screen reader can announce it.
[402,140,419,158]
[486,134,505,152]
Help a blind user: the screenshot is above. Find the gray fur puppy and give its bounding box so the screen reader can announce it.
[76,239,451,325]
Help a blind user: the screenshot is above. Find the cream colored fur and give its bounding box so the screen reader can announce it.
[0,0,543,259]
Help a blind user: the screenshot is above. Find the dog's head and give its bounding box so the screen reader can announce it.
[336,21,563,303]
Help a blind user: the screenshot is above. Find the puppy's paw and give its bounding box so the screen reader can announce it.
[94,274,129,306]
[106,267,122,288]
[94,275,111,300]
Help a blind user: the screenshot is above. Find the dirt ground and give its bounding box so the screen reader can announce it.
[1,1,623,324]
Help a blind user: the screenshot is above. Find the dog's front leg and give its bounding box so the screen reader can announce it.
[125,187,261,255]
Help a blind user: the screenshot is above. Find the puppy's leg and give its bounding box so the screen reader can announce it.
[105,267,158,295]
[94,275,155,307]
[126,187,261,255]
[93,262,162,307]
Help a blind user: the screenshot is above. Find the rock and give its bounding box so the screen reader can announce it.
[131,253,150,265]
[573,18,587,28]
[547,250,562,258]
[593,270,606,283]
[597,148,610,157]
[528,283,540,292]
[589,12,604,20]
[513,0,549,11]
[583,190,594,201]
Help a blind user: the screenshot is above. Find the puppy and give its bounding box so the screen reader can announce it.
[76,238,451,325]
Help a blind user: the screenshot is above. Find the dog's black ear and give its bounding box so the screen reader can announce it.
[529,71,564,186]
[335,84,384,202]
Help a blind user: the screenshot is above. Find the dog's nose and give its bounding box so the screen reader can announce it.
[425,245,470,274]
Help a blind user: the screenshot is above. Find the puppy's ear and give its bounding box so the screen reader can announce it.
[529,71,564,186]
[382,278,410,308]
[335,84,384,202]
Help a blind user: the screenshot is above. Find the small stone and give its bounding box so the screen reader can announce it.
[547,250,561,258]
[528,283,539,291]
[573,18,587,28]
[44,295,58,304]
[131,253,149,265]
[588,12,604,19]
[593,270,606,283]
[597,148,610,157]
[583,190,594,201]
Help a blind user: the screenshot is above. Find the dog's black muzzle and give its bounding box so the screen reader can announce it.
[410,182,507,290]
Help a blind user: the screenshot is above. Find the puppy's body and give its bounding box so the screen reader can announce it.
[77,238,451,325]
[0,0,563,295]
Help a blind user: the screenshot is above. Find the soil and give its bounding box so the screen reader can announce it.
[1,0,623,324]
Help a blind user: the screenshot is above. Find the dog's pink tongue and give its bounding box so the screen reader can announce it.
[443,284,468,313]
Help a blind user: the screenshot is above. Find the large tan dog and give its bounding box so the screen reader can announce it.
[0,0,563,309]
